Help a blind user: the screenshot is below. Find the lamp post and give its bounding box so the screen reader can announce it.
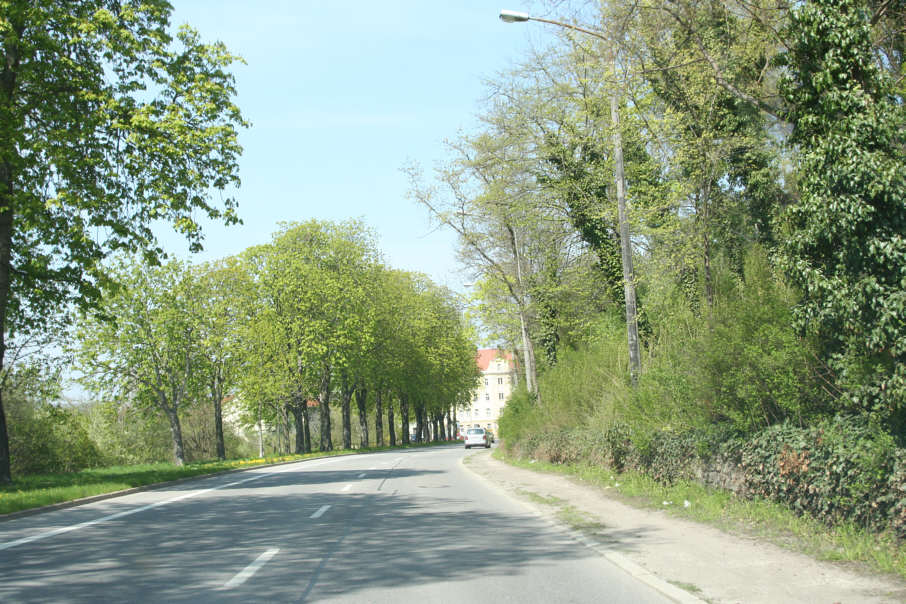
[500,9,641,385]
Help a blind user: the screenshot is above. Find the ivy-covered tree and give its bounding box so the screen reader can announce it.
[778,0,906,427]
[0,1,245,481]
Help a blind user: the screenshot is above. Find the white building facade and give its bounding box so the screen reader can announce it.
[459,348,516,433]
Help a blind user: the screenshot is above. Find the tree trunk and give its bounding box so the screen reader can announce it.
[340,372,352,450]
[301,400,311,453]
[438,413,446,441]
[211,368,225,460]
[0,23,22,484]
[290,400,305,455]
[506,224,540,400]
[399,394,409,445]
[355,385,368,448]
[164,406,186,466]
[375,388,384,446]
[319,365,332,451]
[700,179,714,312]
[257,401,264,457]
[387,398,396,446]
[414,401,423,443]
[610,77,641,386]
[0,171,14,483]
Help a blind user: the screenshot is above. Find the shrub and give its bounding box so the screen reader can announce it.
[8,402,103,475]
[736,416,897,532]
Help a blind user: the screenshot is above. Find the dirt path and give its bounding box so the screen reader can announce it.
[463,449,905,604]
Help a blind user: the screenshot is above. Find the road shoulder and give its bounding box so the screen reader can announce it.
[462,449,906,604]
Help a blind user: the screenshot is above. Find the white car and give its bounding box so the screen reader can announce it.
[464,427,491,449]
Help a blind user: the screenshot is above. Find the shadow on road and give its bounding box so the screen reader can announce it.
[0,454,652,603]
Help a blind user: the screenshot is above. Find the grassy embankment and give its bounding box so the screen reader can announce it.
[0,440,455,516]
[494,448,906,581]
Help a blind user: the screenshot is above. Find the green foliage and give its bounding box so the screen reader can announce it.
[0,0,246,332]
[687,249,832,433]
[8,401,102,475]
[778,0,906,425]
[497,385,538,443]
[3,363,102,474]
[735,416,901,535]
[75,258,202,465]
[0,0,247,481]
[617,246,828,437]
[80,400,172,466]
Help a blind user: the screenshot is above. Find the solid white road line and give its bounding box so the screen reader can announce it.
[223,548,279,589]
[0,457,343,552]
[341,484,352,492]
[310,505,331,519]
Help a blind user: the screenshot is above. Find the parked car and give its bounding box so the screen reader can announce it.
[464,427,491,449]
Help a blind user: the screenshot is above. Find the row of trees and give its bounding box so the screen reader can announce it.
[72,219,478,467]
[417,0,905,438]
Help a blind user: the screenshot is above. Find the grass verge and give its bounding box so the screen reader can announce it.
[495,448,906,581]
[0,440,458,516]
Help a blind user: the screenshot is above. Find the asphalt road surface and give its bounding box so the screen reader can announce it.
[0,445,672,603]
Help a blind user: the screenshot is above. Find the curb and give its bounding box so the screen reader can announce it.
[460,451,706,604]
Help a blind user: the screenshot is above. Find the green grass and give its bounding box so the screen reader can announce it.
[514,487,606,535]
[515,488,565,506]
[667,580,703,594]
[495,448,906,581]
[0,441,457,515]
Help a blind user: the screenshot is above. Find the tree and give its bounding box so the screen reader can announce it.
[243,220,379,453]
[76,259,201,465]
[0,1,245,481]
[778,0,906,427]
[192,258,247,460]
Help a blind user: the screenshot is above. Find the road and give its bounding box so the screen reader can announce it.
[0,445,672,603]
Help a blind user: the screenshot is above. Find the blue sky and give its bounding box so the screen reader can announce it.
[162,1,545,291]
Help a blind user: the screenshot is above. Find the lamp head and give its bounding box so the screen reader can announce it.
[499,9,530,23]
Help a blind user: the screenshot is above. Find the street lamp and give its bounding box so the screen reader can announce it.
[499,9,641,385]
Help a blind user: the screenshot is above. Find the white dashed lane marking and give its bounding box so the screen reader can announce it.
[310,505,331,519]
[223,548,279,589]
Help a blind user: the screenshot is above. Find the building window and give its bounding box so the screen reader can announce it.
[484,378,488,386]
[485,393,490,401]
[486,408,491,417]
[498,392,504,400]
[498,377,503,384]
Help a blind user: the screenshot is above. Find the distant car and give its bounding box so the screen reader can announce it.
[464,427,490,449]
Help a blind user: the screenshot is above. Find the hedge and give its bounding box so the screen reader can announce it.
[506,415,906,538]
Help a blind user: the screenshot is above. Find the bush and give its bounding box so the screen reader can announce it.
[8,402,103,475]
[81,400,173,466]
[735,416,899,533]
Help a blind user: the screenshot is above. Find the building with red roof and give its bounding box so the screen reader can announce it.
[459,348,517,434]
